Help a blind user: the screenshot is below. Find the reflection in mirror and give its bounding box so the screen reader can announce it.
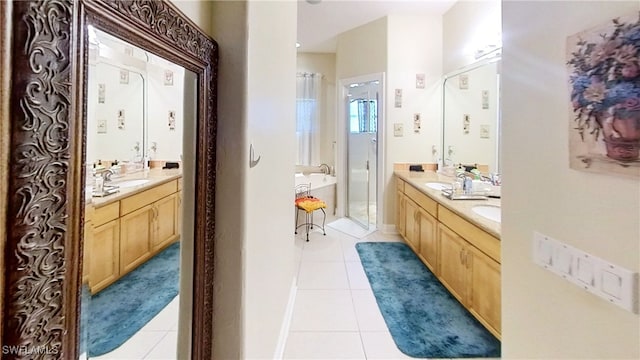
[443,57,501,173]
[82,27,189,359]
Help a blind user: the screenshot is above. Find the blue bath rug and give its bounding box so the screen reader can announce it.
[88,241,180,357]
[356,242,501,358]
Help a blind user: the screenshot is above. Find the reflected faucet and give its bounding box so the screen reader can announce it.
[319,163,330,175]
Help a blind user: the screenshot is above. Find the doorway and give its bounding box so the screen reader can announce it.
[340,74,384,231]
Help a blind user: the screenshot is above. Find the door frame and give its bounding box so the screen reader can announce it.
[337,73,385,229]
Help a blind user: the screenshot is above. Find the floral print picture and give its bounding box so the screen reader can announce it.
[567,12,640,178]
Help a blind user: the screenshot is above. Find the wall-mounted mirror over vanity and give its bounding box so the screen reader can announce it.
[2,1,217,358]
[442,56,501,173]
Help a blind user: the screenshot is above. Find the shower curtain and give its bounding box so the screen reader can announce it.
[296,72,322,166]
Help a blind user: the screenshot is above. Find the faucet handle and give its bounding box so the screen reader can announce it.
[490,173,501,186]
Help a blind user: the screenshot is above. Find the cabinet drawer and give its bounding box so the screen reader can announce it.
[177,177,183,191]
[396,177,404,193]
[438,205,500,263]
[120,180,177,215]
[404,183,438,218]
[93,202,119,227]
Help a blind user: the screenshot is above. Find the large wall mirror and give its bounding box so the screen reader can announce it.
[442,56,501,173]
[2,1,217,358]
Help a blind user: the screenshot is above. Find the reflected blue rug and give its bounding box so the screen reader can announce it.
[88,241,180,357]
[356,242,501,358]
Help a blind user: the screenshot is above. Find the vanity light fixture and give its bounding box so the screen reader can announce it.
[306,0,322,4]
[296,42,301,48]
[474,44,501,60]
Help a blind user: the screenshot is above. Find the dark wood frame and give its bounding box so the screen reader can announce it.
[1,0,217,358]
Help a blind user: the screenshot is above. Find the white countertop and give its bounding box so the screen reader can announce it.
[394,170,501,238]
[87,169,182,208]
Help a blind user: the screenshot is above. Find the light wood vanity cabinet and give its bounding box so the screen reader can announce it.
[120,204,154,274]
[395,176,501,339]
[86,178,180,294]
[437,223,471,302]
[396,178,406,238]
[89,202,121,293]
[403,197,419,251]
[417,208,438,274]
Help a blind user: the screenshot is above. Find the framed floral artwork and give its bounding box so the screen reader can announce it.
[567,12,640,178]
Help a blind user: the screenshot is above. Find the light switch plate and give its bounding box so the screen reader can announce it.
[532,231,639,314]
[394,123,403,137]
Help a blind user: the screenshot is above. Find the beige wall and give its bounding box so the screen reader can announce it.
[443,0,501,73]
[244,0,297,358]
[384,14,443,229]
[297,53,337,168]
[502,1,640,358]
[336,17,388,81]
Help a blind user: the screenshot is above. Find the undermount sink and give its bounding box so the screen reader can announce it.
[115,179,151,188]
[425,182,452,191]
[472,205,501,223]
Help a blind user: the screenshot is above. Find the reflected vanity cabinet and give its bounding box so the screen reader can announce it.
[395,176,501,339]
[85,178,180,294]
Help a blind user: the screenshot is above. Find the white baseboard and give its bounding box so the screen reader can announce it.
[273,278,297,359]
[381,223,399,235]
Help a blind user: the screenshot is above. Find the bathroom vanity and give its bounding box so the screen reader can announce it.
[83,169,182,294]
[395,170,501,339]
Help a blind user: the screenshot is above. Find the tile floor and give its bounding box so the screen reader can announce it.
[91,220,498,359]
[284,225,415,360]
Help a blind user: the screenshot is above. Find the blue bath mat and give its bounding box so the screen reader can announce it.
[356,242,501,358]
[88,241,180,356]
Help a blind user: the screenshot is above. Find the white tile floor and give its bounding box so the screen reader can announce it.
[284,225,417,360]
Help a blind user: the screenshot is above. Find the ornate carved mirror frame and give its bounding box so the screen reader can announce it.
[1,1,217,358]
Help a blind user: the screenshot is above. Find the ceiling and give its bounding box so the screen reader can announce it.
[297,0,457,53]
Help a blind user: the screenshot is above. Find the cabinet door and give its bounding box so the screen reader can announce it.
[154,193,179,251]
[120,204,154,275]
[404,197,419,251]
[177,190,183,236]
[437,223,467,303]
[467,245,502,338]
[417,208,438,274]
[90,219,120,293]
[82,219,92,285]
[396,190,405,238]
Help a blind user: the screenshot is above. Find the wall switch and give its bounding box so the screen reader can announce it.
[394,89,402,108]
[97,119,107,134]
[480,124,490,139]
[532,231,639,314]
[416,74,425,89]
[393,123,403,137]
[463,114,470,134]
[576,255,595,287]
[532,232,553,268]
[413,113,421,133]
[554,244,574,277]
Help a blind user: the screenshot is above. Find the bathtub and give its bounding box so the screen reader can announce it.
[295,173,337,190]
[295,173,337,219]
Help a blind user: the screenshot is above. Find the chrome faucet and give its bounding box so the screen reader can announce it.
[319,163,330,175]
